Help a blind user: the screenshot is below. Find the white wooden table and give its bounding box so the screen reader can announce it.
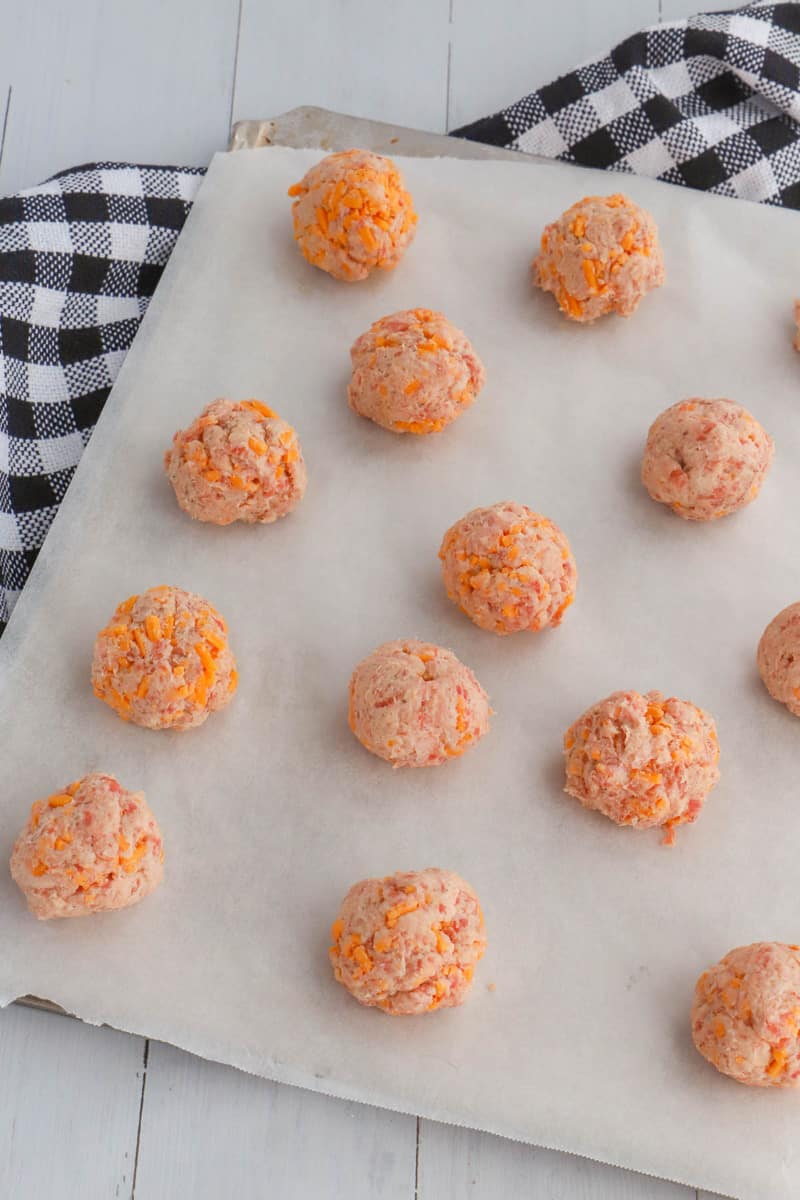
[0,2,725,1196]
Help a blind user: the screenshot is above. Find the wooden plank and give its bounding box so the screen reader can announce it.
[232,0,451,135]
[0,1005,144,1200]
[447,0,659,131]
[0,0,239,194]
[134,1040,417,1200]
[417,1120,701,1200]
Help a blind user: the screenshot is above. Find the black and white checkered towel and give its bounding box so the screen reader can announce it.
[455,1,800,206]
[2,1,800,635]
[0,165,203,631]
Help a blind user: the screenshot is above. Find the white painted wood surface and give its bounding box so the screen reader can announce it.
[417,1122,696,1199]
[234,0,451,136]
[446,0,648,131]
[0,0,731,1196]
[0,1004,145,1199]
[0,0,240,195]
[135,1041,417,1200]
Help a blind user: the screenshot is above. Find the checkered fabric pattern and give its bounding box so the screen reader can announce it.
[454,1,800,207]
[0,164,203,632]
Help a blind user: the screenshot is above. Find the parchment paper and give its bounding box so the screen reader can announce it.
[2,146,800,1200]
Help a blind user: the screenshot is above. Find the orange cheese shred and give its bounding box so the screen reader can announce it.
[119,840,147,874]
[385,900,419,928]
[767,1048,787,1077]
[47,793,73,808]
[144,615,161,642]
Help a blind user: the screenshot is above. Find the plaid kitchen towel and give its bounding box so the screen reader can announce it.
[0,165,203,632]
[2,2,800,634]
[454,1,800,205]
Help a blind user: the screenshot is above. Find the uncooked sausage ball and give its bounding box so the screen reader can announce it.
[10,773,164,919]
[757,602,800,716]
[329,867,486,1014]
[532,193,665,322]
[563,689,719,843]
[348,639,490,768]
[439,501,576,635]
[288,149,417,281]
[92,585,237,730]
[165,399,306,525]
[348,309,485,435]
[692,943,800,1087]
[641,398,773,521]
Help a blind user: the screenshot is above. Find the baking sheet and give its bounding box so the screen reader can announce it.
[2,145,800,1200]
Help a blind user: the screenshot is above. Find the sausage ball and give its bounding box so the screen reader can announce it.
[348,639,490,767]
[329,867,486,1015]
[532,193,664,322]
[563,689,719,843]
[92,585,237,730]
[348,309,485,435]
[10,773,164,919]
[288,149,417,281]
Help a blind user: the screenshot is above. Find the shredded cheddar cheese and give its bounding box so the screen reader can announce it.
[767,1048,787,1078]
[119,840,147,874]
[48,793,73,808]
[385,900,419,928]
[144,614,161,641]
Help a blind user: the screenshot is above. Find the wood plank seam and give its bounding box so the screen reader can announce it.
[414,1117,421,1198]
[0,87,11,172]
[228,0,245,139]
[130,1039,151,1199]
